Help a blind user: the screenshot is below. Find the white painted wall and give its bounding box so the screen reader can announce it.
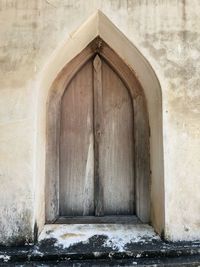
[0,0,199,244]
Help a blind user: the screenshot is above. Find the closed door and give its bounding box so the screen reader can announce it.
[59,54,134,217]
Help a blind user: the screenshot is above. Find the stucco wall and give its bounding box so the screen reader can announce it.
[0,0,199,245]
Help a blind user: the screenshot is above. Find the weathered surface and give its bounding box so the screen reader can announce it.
[60,60,94,216]
[0,225,200,266]
[38,224,160,251]
[100,59,134,216]
[0,0,199,244]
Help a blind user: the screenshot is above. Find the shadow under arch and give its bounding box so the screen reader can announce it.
[34,10,164,237]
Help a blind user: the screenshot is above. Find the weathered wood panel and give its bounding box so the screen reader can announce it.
[99,59,135,215]
[45,44,95,222]
[59,60,94,216]
[93,55,104,216]
[134,95,150,222]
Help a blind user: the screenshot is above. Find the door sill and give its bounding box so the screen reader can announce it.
[39,223,160,253]
[54,215,141,224]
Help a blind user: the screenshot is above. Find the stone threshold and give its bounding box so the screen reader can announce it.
[0,224,200,266]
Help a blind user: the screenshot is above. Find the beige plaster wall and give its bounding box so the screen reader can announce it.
[0,0,199,244]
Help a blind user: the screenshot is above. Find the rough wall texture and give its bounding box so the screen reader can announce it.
[0,0,199,244]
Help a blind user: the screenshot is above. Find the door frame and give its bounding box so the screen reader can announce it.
[45,37,150,223]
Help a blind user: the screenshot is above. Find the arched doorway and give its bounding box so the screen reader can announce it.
[45,38,150,223]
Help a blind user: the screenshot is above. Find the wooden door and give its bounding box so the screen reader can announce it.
[59,54,134,217]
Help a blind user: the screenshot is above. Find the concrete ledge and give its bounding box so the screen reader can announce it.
[0,239,200,266]
[0,223,199,266]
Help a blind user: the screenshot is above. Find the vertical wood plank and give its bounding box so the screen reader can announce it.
[134,95,150,222]
[45,100,60,222]
[93,54,104,216]
[100,60,135,215]
[59,60,94,216]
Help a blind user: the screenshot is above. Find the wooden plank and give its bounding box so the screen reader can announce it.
[100,59,135,215]
[93,54,104,216]
[59,60,94,216]
[55,215,140,224]
[45,101,60,223]
[134,95,150,223]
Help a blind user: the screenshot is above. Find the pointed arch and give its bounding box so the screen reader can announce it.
[34,11,164,237]
[45,38,150,223]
